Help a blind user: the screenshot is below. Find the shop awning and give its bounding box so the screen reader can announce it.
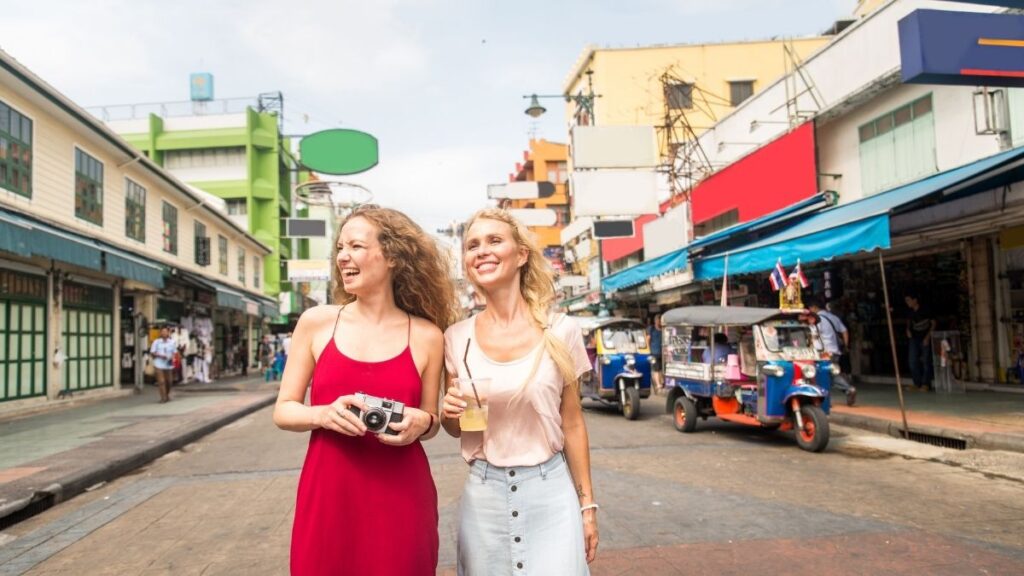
[0,208,166,287]
[102,244,165,288]
[601,248,689,293]
[694,145,1024,280]
[206,280,247,312]
[260,300,280,319]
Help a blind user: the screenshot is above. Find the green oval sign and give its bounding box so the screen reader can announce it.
[299,129,379,175]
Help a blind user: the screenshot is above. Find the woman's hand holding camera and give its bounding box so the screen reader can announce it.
[442,387,467,420]
[314,395,369,437]
[376,407,433,447]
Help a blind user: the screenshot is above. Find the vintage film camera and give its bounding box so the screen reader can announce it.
[347,392,404,435]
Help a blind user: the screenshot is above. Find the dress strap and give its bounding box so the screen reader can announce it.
[406,313,412,348]
[332,305,344,339]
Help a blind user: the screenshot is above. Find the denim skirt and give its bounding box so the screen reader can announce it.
[457,453,589,576]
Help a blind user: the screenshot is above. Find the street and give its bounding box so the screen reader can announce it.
[2,398,1022,576]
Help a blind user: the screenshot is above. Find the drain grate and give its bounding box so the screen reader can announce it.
[902,431,967,450]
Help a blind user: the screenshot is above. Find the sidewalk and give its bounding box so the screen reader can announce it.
[831,383,1024,453]
[0,376,278,527]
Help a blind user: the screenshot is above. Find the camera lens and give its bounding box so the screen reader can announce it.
[364,409,386,431]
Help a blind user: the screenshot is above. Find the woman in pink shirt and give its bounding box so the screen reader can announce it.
[442,209,598,575]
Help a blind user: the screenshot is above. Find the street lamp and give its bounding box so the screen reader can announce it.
[523,70,601,121]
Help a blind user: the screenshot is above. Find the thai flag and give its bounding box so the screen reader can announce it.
[769,261,788,291]
[793,260,810,288]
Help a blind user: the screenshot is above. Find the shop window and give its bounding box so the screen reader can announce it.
[194,221,210,266]
[218,235,229,275]
[75,148,104,225]
[729,80,754,107]
[238,247,246,285]
[666,82,693,110]
[858,94,937,194]
[124,178,146,242]
[0,100,33,198]
[162,201,178,254]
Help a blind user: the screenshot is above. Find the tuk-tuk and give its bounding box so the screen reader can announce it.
[574,316,654,420]
[660,306,834,452]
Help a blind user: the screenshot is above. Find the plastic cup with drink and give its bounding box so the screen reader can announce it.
[455,377,490,432]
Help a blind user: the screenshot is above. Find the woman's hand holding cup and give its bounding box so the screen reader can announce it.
[442,386,467,420]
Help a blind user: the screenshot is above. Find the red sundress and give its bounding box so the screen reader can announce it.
[290,319,438,575]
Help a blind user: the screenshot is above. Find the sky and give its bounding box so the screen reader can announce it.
[0,0,856,234]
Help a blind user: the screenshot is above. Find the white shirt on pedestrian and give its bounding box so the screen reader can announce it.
[816,310,847,355]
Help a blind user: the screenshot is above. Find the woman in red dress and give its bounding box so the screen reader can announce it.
[273,206,457,576]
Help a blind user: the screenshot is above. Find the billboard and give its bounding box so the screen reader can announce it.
[487,181,555,200]
[570,170,660,217]
[287,259,332,282]
[285,218,328,238]
[571,126,659,169]
[643,203,689,259]
[592,220,635,239]
[509,208,557,227]
[190,73,214,102]
[899,10,1024,88]
[300,129,379,175]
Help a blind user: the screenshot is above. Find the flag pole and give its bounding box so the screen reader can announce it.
[720,252,729,307]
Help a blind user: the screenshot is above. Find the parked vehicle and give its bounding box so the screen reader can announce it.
[660,306,835,452]
[574,316,653,420]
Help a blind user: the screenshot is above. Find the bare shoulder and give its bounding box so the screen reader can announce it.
[410,315,444,347]
[295,304,343,334]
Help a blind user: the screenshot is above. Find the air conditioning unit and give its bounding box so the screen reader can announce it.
[973,87,1009,136]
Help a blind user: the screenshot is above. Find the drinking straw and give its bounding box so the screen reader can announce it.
[463,339,483,408]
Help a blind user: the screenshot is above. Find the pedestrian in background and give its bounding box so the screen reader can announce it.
[149,326,177,403]
[649,313,664,393]
[281,331,292,366]
[258,335,274,382]
[442,209,598,575]
[905,293,935,392]
[807,297,856,406]
[273,205,457,576]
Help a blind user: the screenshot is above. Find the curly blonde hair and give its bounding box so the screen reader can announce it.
[462,209,579,394]
[332,206,459,332]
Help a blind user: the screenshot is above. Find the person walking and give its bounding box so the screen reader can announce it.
[807,298,856,406]
[442,209,598,575]
[149,326,177,403]
[649,314,664,393]
[273,205,457,576]
[905,294,935,392]
[258,335,274,382]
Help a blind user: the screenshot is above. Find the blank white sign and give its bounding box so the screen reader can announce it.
[571,170,660,217]
[572,125,659,169]
[509,208,557,227]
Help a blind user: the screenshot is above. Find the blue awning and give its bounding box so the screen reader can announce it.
[688,193,828,252]
[601,248,689,293]
[693,145,1024,280]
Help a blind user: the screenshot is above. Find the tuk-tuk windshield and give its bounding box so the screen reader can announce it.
[601,326,648,352]
[759,320,816,354]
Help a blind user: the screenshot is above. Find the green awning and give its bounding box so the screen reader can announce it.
[0,209,102,271]
[103,246,165,288]
[207,280,246,311]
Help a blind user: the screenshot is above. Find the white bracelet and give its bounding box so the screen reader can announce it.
[580,503,600,513]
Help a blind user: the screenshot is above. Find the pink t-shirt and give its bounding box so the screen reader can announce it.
[443,313,591,467]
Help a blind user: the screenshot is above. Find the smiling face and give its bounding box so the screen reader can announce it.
[463,217,528,290]
[336,216,393,297]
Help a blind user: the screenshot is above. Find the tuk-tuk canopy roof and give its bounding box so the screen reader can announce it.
[661,306,797,327]
[572,316,644,333]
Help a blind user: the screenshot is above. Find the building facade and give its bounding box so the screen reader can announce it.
[505,139,571,271]
[95,96,302,317]
[0,49,276,411]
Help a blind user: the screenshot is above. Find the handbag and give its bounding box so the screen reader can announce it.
[144,356,156,377]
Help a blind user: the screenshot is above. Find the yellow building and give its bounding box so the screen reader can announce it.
[560,37,833,274]
[506,139,570,273]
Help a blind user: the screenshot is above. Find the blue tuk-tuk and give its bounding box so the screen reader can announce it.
[661,306,835,452]
[574,316,654,420]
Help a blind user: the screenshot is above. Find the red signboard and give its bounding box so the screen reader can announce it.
[601,214,657,262]
[691,122,818,225]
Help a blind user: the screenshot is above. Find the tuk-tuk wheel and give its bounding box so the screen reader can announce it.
[795,405,830,452]
[622,387,641,420]
[673,397,698,433]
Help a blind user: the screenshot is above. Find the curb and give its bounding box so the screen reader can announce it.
[0,392,277,525]
[829,412,1024,454]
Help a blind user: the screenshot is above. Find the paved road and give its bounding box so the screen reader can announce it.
[2,398,1023,575]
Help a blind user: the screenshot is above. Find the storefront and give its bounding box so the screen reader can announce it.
[60,280,114,394]
[0,268,48,402]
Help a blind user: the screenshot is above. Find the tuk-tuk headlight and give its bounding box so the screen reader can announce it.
[802,365,817,379]
[601,357,612,365]
[763,364,785,378]
[831,363,842,376]
[625,354,636,366]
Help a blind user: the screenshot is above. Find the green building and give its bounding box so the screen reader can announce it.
[98,94,307,318]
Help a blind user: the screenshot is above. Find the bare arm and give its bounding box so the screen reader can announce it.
[441,373,464,438]
[560,383,598,563]
[272,308,367,436]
